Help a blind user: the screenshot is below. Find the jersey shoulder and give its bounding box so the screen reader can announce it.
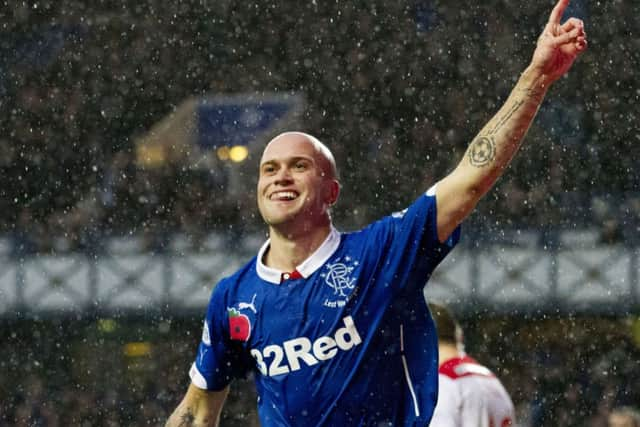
[439,355,495,380]
[208,256,259,304]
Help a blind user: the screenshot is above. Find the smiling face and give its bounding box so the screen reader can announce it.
[257,132,339,233]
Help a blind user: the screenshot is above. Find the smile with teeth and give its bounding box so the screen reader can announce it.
[270,191,299,201]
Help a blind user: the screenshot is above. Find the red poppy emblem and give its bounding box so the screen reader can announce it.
[228,308,251,341]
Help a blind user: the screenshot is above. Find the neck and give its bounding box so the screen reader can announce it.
[438,342,461,366]
[264,221,332,272]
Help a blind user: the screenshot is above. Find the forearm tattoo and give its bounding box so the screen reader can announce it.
[466,79,545,169]
[487,99,525,136]
[468,92,532,168]
[468,136,496,167]
[517,85,546,104]
[178,410,196,427]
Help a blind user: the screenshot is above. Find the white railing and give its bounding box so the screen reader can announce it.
[0,234,638,317]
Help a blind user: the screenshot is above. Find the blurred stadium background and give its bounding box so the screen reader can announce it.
[1,0,639,425]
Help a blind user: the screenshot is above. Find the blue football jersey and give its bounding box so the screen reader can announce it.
[190,188,460,426]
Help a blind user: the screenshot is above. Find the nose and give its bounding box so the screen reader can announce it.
[273,167,293,185]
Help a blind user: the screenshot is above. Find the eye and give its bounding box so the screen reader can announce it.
[294,161,308,171]
[262,164,276,175]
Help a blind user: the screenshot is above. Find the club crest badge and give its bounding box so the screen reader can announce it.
[321,256,359,308]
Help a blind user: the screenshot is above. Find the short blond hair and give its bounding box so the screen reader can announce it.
[267,131,338,180]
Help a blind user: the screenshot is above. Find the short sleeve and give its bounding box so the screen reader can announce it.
[190,280,252,390]
[367,187,461,295]
[394,186,460,263]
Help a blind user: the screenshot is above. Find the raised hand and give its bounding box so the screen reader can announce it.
[530,0,587,83]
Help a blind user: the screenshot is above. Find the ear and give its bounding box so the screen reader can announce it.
[325,180,340,206]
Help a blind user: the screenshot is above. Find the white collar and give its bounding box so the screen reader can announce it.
[256,226,341,284]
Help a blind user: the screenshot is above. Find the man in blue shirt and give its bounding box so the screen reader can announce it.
[166,1,586,425]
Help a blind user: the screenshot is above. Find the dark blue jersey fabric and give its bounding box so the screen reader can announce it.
[190,191,460,426]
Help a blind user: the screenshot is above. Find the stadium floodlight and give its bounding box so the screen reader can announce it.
[229,145,249,163]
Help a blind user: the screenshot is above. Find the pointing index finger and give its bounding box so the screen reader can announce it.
[548,0,570,25]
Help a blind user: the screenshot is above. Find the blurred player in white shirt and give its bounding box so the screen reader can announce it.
[429,303,515,427]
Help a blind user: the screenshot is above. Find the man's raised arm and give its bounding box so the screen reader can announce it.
[166,384,229,427]
[434,0,587,242]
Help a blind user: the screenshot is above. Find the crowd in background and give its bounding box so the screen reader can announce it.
[1,0,639,253]
[1,316,638,426]
[474,316,640,426]
[0,317,260,427]
[1,1,639,425]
